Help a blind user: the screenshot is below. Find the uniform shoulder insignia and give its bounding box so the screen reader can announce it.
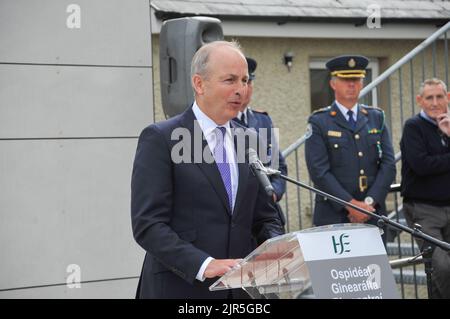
[362,105,383,112]
[311,106,331,115]
[252,108,268,115]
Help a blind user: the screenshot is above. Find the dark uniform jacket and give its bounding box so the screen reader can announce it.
[234,108,288,227]
[131,107,284,299]
[235,108,288,200]
[305,102,396,226]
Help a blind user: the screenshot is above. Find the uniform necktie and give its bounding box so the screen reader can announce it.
[240,111,247,126]
[347,110,356,130]
[214,127,233,211]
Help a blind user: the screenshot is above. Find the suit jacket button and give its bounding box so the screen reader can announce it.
[355,134,360,139]
[358,151,363,157]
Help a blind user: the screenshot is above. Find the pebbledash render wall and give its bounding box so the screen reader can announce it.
[151,34,449,230]
[152,35,448,153]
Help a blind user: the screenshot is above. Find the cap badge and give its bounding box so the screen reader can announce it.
[348,58,356,68]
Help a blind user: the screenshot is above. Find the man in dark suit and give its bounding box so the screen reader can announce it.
[305,55,396,229]
[234,57,288,225]
[131,41,284,299]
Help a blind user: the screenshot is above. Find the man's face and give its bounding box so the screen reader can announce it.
[193,47,248,124]
[417,84,450,120]
[240,80,253,111]
[330,77,363,107]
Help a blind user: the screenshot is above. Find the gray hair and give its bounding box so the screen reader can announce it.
[419,78,448,96]
[190,40,243,81]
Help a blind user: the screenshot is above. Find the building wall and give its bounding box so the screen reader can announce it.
[0,0,153,298]
[153,34,448,151]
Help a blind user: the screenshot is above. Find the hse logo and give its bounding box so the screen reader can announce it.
[332,233,351,255]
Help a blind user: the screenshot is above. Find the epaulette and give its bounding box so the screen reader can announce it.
[311,106,332,115]
[361,105,383,112]
[252,108,268,115]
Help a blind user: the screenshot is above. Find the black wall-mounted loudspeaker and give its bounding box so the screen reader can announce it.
[159,16,223,118]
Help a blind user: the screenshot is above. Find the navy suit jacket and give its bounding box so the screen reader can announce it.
[131,108,284,299]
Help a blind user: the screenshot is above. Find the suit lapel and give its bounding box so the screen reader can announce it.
[180,108,232,214]
[354,104,368,133]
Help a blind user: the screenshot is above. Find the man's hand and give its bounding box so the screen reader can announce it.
[437,113,450,137]
[203,259,241,279]
[272,193,278,202]
[346,199,375,223]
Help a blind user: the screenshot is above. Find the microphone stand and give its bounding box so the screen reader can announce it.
[262,167,450,299]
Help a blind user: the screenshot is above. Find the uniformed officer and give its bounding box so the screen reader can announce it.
[234,57,288,224]
[305,55,396,229]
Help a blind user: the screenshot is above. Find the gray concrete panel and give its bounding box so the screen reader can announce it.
[0,64,153,138]
[0,277,139,298]
[0,0,151,66]
[0,139,144,290]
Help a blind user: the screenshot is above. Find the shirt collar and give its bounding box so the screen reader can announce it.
[419,110,438,126]
[335,100,358,119]
[192,101,232,137]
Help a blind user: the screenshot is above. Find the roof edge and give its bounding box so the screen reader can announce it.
[152,10,449,27]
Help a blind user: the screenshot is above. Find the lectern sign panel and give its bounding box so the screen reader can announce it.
[296,225,399,299]
[297,227,386,261]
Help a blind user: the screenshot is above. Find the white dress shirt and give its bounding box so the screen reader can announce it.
[192,101,239,281]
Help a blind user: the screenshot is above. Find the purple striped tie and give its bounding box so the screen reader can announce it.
[214,127,233,211]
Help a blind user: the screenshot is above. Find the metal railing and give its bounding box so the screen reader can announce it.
[279,21,450,298]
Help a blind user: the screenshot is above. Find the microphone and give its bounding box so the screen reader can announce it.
[247,148,275,197]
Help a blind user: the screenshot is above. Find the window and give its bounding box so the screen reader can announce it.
[309,58,379,112]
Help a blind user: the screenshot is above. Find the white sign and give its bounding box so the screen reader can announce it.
[296,225,398,298]
[296,226,386,261]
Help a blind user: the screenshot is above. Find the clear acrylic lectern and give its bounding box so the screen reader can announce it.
[210,224,396,299]
[209,228,313,299]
